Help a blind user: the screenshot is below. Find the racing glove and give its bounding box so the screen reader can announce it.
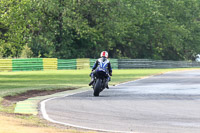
[109,72,112,76]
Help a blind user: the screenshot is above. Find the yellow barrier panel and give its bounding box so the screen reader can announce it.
[43,58,57,70]
[76,58,90,69]
[0,59,12,71]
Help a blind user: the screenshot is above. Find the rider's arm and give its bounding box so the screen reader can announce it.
[108,62,112,76]
[92,60,99,71]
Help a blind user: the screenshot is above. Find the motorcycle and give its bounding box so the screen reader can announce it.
[91,70,109,96]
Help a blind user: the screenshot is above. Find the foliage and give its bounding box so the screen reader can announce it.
[1,0,200,60]
[20,44,33,58]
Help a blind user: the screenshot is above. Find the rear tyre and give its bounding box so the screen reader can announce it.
[93,79,101,96]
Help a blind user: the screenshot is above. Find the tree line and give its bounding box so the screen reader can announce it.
[1,0,200,60]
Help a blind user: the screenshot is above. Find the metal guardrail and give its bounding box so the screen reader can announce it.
[43,58,57,70]
[57,59,76,70]
[0,59,12,71]
[1,58,200,72]
[77,58,90,69]
[12,58,43,71]
[118,59,200,69]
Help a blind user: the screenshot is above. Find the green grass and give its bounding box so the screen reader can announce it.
[0,68,198,98]
[0,70,90,97]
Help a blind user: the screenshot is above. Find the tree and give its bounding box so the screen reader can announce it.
[0,0,33,57]
[1,0,200,60]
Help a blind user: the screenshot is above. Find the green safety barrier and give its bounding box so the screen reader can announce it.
[110,59,118,69]
[0,59,12,71]
[12,58,43,71]
[90,59,96,69]
[57,59,76,70]
[43,58,57,70]
[0,58,119,72]
[76,58,90,69]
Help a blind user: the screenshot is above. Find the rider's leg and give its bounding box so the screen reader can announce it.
[89,72,95,86]
[106,76,111,89]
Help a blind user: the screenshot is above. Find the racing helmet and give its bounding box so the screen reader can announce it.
[100,51,108,58]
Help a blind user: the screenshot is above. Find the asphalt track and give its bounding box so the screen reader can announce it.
[40,70,200,133]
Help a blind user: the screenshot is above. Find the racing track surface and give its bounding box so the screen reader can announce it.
[40,70,200,133]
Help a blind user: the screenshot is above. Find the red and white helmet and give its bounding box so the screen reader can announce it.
[100,51,108,58]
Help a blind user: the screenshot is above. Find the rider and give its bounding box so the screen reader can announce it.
[89,51,112,89]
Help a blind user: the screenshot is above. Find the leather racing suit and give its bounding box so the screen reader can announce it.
[89,57,112,88]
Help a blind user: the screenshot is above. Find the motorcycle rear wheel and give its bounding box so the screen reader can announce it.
[93,79,101,96]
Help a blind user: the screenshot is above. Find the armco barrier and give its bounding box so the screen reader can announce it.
[90,59,96,69]
[110,59,118,69]
[43,58,57,70]
[118,59,154,68]
[1,58,200,72]
[57,59,76,70]
[118,59,200,69]
[76,58,90,69]
[0,59,12,71]
[12,58,43,71]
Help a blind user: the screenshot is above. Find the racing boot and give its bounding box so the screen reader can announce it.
[89,78,94,86]
[105,78,109,89]
[106,84,109,89]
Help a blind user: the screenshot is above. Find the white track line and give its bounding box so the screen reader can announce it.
[41,74,156,133]
[40,90,134,133]
[41,70,194,133]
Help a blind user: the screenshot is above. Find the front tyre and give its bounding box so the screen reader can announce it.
[93,79,101,96]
